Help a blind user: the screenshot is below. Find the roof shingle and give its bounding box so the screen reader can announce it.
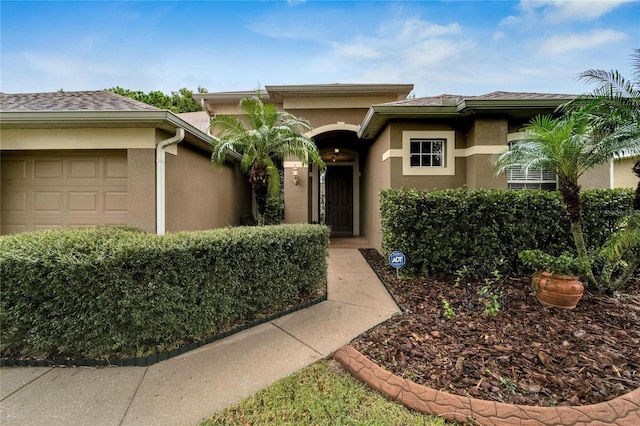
[0,90,160,112]
[177,111,211,133]
[381,91,575,107]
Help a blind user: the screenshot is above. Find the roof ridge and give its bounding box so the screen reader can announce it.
[100,89,162,110]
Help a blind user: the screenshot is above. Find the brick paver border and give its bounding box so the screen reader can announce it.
[334,345,640,425]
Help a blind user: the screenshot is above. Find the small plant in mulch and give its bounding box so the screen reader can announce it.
[441,298,456,320]
[352,249,640,407]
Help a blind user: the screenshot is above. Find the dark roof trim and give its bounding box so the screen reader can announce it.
[358,93,576,140]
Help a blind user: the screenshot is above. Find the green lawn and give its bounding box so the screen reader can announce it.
[202,359,453,425]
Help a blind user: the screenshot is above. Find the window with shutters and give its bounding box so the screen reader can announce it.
[506,142,557,190]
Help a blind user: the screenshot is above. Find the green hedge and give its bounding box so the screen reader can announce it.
[381,188,634,277]
[0,224,329,359]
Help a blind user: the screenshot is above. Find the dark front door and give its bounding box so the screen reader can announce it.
[326,166,353,235]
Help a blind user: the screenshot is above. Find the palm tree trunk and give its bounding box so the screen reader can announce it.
[633,160,640,210]
[558,179,598,290]
[249,164,270,217]
[569,220,598,290]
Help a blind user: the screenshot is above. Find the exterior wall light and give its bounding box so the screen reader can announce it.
[292,166,299,185]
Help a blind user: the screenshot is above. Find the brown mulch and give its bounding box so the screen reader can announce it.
[351,249,640,407]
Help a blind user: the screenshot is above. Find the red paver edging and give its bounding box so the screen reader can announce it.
[334,345,640,425]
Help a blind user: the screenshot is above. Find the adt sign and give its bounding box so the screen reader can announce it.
[389,251,406,269]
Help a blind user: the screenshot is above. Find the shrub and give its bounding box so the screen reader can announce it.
[380,188,633,277]
[0,224,329,359]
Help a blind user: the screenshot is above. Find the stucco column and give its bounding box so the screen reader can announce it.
[466,118,508,189]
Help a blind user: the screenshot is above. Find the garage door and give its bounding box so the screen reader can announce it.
[1,151,128,235]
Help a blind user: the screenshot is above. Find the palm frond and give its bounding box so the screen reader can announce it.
[631,48,640,84]
[578,69,636,98]
[601,212,640,262]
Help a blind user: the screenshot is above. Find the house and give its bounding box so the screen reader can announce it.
[194,84,636,251]
[2,86,634,251]
[0,91,252,235]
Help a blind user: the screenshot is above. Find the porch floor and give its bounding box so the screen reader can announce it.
[329,236,372,249]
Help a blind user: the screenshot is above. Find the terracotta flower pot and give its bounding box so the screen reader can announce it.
[535,272,584,310]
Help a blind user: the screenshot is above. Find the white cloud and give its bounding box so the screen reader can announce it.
[305,16,478,95]
[397,19,461,40]
[331,39,381,60]
[540,29,627,54]
[503,0,636,25]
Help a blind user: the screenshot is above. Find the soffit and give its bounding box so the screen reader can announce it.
[358,105,462,139]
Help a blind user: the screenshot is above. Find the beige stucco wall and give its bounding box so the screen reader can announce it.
[579,163,611,190]
[612,158,637,189]
[467,118,508,147]
[127,148,156,232]
[284,164,309,224]
[165,143,251,232]
[287,108,368,130]
[390,157,468,189]
[0,128,156,150]
[466,154,507,189]
[361,126,391,252]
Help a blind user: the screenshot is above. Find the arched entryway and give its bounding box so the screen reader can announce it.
[321,149,358,235]
[311,129,361,236]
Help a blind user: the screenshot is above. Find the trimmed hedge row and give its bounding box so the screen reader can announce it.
[0,224,329,359]
[380,188,634,277]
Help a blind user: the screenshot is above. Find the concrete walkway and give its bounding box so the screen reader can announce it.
[0,246,399,426]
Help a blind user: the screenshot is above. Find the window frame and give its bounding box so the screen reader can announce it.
[402,130,456,176]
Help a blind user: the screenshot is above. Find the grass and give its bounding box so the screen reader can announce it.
[202,359,452,426]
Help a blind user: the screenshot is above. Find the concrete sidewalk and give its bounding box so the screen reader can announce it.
[0,247,399,426]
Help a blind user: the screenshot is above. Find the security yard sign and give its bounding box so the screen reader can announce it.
[389,251,406,278]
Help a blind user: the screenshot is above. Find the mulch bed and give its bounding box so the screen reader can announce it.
[351,249,640,407]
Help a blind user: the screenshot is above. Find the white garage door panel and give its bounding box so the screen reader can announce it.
[1,151,128,235]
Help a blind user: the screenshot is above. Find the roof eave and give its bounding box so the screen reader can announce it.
[265,83,414,102]
[358,97,576,140]
[358,105,460,139]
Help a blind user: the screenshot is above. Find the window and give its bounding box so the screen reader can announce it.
[507,167,557,190]
[410,139,445,167]
[506,142,557,190]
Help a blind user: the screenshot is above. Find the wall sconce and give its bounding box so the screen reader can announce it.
[292,166,299,185]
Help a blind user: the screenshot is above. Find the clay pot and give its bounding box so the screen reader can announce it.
[535,272,584,310]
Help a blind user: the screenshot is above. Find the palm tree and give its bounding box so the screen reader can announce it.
[564,48,640,205]
[210,94,325,219]
[492,111,639,290]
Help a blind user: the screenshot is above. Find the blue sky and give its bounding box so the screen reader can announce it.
[1,0,639,97]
